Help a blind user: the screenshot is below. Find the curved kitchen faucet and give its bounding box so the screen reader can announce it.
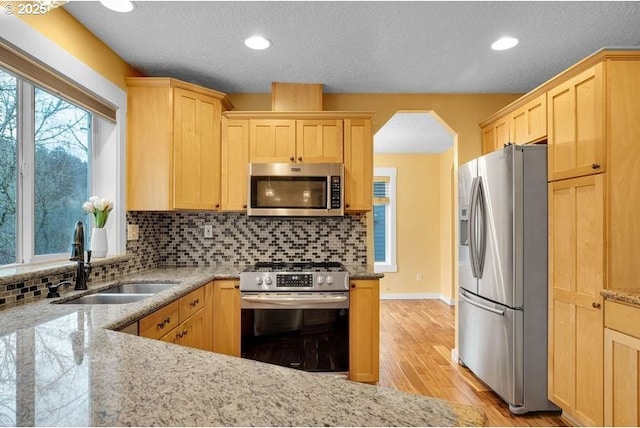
[69,221,92,291]
[47,222,93,298]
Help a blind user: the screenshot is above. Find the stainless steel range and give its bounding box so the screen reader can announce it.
[240,262,350,376]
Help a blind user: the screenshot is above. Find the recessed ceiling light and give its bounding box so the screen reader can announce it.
[244,36,272,50]
[99,0,134,13]
[491,37,519,51]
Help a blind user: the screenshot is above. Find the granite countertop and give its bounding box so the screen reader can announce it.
[0,266,485,427]
[601,288,640,307]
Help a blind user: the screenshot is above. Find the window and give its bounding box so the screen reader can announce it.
[0,67,91,265]
[373,167,397,273]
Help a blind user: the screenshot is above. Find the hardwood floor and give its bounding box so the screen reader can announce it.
[377,299,568,427]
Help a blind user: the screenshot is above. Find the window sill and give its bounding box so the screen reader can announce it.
[374,264,397,273]
[0,254,129,286]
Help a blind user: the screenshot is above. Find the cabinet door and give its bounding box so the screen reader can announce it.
[481,125,496,155]
[349,279,379,383]
[344,118,373,212]
[221,118,249,211]
[481,118,510,154]
[605,328,640,427]
[295,119,344,163]
[213,280,241,357]
[249,119,296,163]
[547,63,604,181]
[173,88,222,209]
[126,85,173,210]
[511,94,547,145]
[548,174,604,426]
[177,309,206,350]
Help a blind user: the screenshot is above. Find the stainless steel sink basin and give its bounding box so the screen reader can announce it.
[100,283,176,294]
[59,293,153,305]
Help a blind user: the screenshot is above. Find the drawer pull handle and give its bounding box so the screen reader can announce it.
[157,317,171,329]
[592,302,601,309]
[592,163,601,169]
[190,298,200,307]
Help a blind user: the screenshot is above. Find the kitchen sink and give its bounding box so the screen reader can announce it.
[59,293,153,305]
[100,282,176,294]
[56,282,177,304]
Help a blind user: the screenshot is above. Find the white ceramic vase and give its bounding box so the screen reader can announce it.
[91,227,108,258]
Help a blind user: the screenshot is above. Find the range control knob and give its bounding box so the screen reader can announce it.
[264,276,273,286]
[255,277,263,286]
[317,276,325,285]
[326,276,334,285]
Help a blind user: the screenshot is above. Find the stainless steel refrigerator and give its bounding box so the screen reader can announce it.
[458,144,558,414]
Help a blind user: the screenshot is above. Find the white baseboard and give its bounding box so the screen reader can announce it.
[451,348,459,365]
[381,293,455,306]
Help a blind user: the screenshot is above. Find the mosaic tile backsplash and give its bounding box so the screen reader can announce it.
[0,211,367,308]
[130,211,368,267]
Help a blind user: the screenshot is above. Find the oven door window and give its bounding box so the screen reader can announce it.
[241,308,349,372]
[251,176,327,209]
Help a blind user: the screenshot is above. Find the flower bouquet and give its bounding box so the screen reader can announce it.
[82,196,114,228]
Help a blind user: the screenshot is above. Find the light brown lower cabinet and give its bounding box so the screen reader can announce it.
[349,279,380,383]
[140,284,209,351]
[212,280,241,357]
[605,300,640,426]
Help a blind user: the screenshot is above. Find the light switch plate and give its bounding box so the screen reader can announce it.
[204,224,213,238]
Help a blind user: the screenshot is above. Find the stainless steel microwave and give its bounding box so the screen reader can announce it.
[247,163,344,217]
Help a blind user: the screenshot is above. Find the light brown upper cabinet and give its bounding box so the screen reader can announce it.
[248,119,343,163]
[480,94,546,155]
[126,77,232,211]
[481,116,510,154]
[547,63,604,181]
[511,94,547,145]
[223,111,374,213]
[221,117,249,211]
[344,118,373,212]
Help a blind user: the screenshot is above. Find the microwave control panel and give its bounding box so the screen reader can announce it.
[330,176,341,209]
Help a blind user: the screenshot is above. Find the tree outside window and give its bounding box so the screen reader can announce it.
[0,68,90,265]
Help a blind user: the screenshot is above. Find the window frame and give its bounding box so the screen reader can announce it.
[0,16,128,267]
[373,167,397,273]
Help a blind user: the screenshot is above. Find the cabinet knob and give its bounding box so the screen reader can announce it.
[243,204,247,209]
[345,203,350,208]
[350,283,356,289]
[298,156,303,162]
[592,302,601,309]
[592,163,601,169]
[234,284,239,289]
[215,204,220,208]
[289,156,295,162]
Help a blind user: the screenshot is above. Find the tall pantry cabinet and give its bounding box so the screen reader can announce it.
[547,53,640,426]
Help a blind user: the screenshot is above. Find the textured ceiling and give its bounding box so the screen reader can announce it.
[63,1,640,153]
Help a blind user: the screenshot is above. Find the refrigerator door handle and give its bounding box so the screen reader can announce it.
[459,291,505,316]
[476,177,487,277]
[468,177,480,278]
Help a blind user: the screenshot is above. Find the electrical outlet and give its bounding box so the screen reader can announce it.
[416,273,422,281]
[204,224,213,238]
[127,224,139,241]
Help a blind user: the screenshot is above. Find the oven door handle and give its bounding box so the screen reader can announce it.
[241,295,348,305]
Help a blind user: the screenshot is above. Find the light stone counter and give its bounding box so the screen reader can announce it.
[601,288,640,307]
[0,266,485,427]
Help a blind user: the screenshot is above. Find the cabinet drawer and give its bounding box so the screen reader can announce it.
[140,300,180,340]
[179,287,205,322]
[605,300,640,339]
